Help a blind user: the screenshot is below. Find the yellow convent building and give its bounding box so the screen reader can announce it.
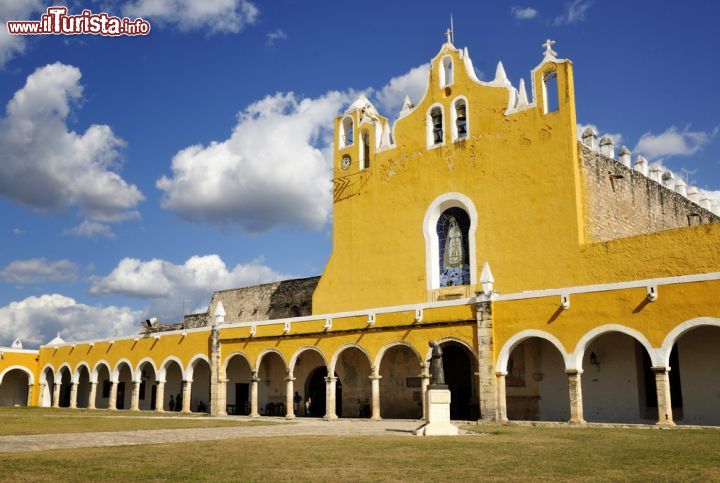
[2,37,720,426]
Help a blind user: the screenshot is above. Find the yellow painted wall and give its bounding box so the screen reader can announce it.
[313,42,720,315]
[0,350,39,405]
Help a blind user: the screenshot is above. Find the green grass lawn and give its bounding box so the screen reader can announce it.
[0,407,276,435]
[0,423,719,481]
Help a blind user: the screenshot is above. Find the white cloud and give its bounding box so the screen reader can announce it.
[634,126,718,159]
[577,123,624,146]
[266,28,287,46]
[511,6,539,20]
[89,254,290,321]
[0,294,141,347]
[0,0,43,68]
[63,220,116,239]
[554,0,593,25]
[12,228,25,236]
[374,64,429,116]
[157,91,349,232]
[0,63,144,222]
[0,258,78,284]
[122,0,259,33]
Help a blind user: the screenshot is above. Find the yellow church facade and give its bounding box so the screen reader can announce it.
[2,38,720,426]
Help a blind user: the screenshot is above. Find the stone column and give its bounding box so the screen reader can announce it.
[281,372,293,419]
[324,375,338,420]
[652,366,675,426]
[420,363,430,420]
[155,381,165,412]
[108,381,118,410]
[52,383,61,408]
[496,372,508,421]
[27,384,34,407]
[69,382,78,409]
[476,299,498,420]
[250,372,260,417]
[38,382,46,407]
[130,381,141,411]
[209,325,222,416]
[181,380,192,413]
[566,369,585,424]
[216,378,227,416]
[370,367,381,421]
[88,382,97,410]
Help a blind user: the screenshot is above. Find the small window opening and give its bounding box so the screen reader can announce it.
[340,117,354,148]
[360,130,370,169]
[431,108,443,145]
[440,56,453,87]
[454,100,467,140]
[543,72,559,113]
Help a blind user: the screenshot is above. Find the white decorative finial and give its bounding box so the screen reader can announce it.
[542,39,557,58]
[517,78,529,107]
[480,262,494,294]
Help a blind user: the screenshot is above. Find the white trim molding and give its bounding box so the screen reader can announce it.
[0,365,35,385]
[496,329,570,373]
[570,324,661,370]
[659,317,720,367]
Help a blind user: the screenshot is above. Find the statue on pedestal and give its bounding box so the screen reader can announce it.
[428,341,447,389]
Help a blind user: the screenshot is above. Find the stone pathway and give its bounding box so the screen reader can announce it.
[0,418,426,453]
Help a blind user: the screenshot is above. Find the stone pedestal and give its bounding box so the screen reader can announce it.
[415,388,458,436]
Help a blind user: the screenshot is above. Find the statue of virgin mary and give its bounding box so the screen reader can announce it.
[443,216,463,269]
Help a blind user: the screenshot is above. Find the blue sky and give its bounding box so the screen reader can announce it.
[1,0,719,347]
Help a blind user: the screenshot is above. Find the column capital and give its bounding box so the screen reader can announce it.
[369,374,382,381]
[285,376,296,382]
[182,379,193,384]
[564,368,583,375]
[250,375,260,383]
[495,371,508,377]
[324,376,337,383]
[650,366,671,374]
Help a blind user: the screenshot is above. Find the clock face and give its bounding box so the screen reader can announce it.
[341,155,351,170]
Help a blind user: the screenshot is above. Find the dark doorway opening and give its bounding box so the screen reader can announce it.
[305,367,341,417]
[235,383,249,415]
[442,344,474,420]
[116,382,126,410]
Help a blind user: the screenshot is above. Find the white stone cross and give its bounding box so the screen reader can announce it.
[542,38,557,58]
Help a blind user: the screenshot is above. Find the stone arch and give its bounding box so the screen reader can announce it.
[40,365,55,407]
[255,349,287,373]
[571,324,659,370]
[224,351,253,415]
[111,359,134,382]
[423,192,478,291]
[659,317,720,367]
[39,364,55,384]
[134,357,159,383]
[0,365,34,385]
[374,341,423,371]
[57,364,73,408]
[425,336,477,363]
[289,346,327,375]
[0,367,31,407]
[339,115,354,148]
[497,330,570,373]
[73,362,91,384]
[92,360,111,383]
[331,343,373,418]
[376,341,424,419]
[222,351,253,378]
[426,103,446,148]
[158,356,186,381]
[450,95,469,141]
[429,336,479,420]
[329,344,372,374]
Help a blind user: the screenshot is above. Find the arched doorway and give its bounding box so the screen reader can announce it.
[673,325,720,425]
[137,362,158,411]
[378,345,422,419]
[163,360,184,411]
[333,346,371,418]
[41,368,55,407]
[505,338,569,421]
[94,364,111,409]
[58,366,72,408]
[581,332,655,423]
[225,354,252,415]
[292,348,328,417]
[439,341,477,420]
[115,363,133,410]
[257,352,286,416]
[304,367,341,418]
[76,366,91,409]
[0,369,30,406]
[190,359,211,413]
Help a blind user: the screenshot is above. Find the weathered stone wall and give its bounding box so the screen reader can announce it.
[580,143,719,242]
